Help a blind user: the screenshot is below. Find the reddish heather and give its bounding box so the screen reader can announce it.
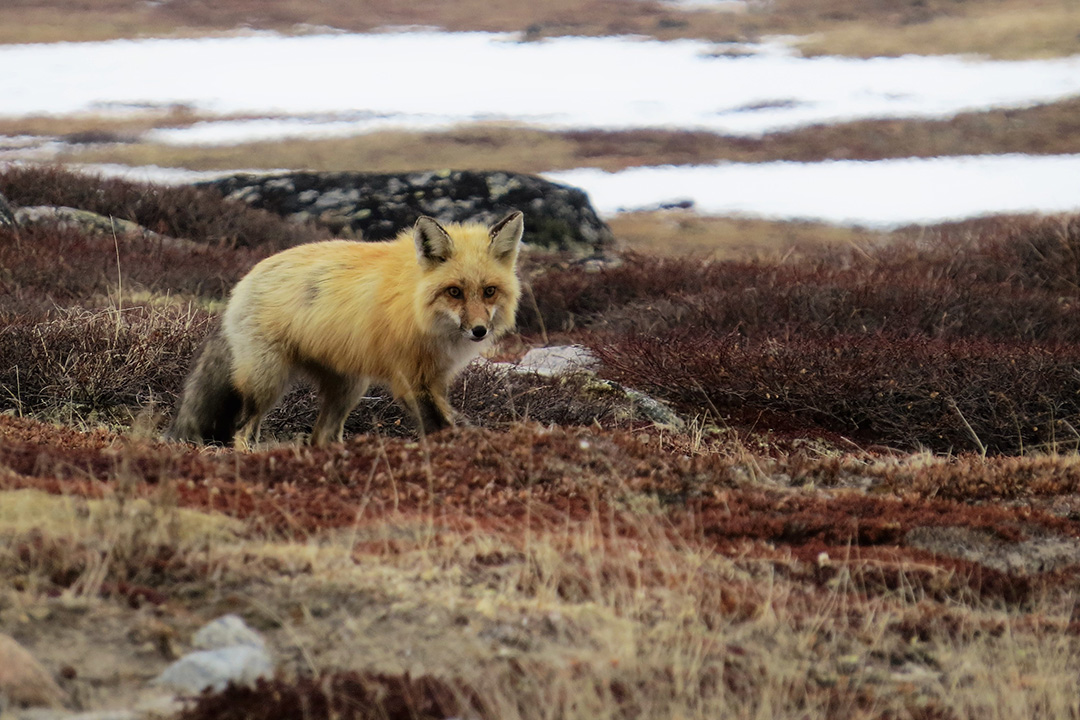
[2,416,1077,610]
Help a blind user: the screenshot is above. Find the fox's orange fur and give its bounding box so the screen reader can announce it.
[169,211,524,448]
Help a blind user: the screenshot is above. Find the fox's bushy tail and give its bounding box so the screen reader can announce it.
[167,330,242,445]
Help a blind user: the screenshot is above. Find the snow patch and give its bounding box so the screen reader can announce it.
[546,154,1080,227]
[3,32,1080,144]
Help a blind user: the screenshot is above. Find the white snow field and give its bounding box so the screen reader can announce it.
[6,32,1080,139]
[4,30,1080,224]
[548,154,1080,227]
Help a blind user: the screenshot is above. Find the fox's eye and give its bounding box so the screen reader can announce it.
[483,286,497,298]
[447,286,463,298]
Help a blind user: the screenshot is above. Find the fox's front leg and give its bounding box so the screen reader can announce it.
[397,379,454,434]
[418,382,457,434]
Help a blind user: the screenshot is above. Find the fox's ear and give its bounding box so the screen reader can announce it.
[414,216,454,267]
[488,211,524,265]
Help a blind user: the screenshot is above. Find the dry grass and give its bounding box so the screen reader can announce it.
[0,107,203,141]
[607,212,884,261]
[59,125,587,175]
[797,3,1080,59]
[0,0,1076,58]
[46,96,1080,176]
[0,4,182,45]
[0,0,743,45]
[1,419,1078,719]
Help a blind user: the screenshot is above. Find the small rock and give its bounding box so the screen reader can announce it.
[191,615,266,653]
[620,386,685,430]
[836,654,862,674]
[0,633,66,708]
[517,345,599,376]
[152,646,272,694]
[151,615,272,694]
[488,345,685,430]
[889,662,941,685]
[14,206,157,240]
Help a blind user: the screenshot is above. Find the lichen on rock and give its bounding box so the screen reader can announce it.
[199,170,614,256]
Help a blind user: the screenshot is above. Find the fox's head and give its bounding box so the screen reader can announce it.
[413,211,524,344]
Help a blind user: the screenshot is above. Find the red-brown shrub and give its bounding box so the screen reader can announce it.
[0,224,265,318]
[895,214,1080,292]
[0,305,212,420]
[522,232,1080,344]
[0,165,327,248]
[4,163,1079,455]
[595,330,1080,454]
[181,672,483,720]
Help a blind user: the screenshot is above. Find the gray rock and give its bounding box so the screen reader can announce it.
[199,170,614,256]
[152,646,272,694]
[15,206,159,240]
[0,191,17,229]
[191,615,266,653]
[491,345,685,430]
[620,385,686,430]
[517,345,600,376]
[579,377,685,430]
[13,206,202,251]
[152,615,272,694]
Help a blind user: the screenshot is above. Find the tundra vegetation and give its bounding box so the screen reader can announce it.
[1,165,1079,719]
[2,1,1080,716]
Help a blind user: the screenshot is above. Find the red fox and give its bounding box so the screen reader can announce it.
[169,211,524,449]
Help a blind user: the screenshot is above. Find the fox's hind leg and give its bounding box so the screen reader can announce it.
[309,366,369,447]
[168,330,242,445]
[233,396,269,452]
[231,352,292,451]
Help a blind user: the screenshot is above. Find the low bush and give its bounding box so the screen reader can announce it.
[0,165,327,248]
[182,672,481,720]
[4,165,1079,454]
[595,330,1080,454]
[901,213,1080,292]
[0,301,637,438]
[0,305,210,423]
[516,213,1080,453]
[0,223,265,317]
[524,214,1080,343]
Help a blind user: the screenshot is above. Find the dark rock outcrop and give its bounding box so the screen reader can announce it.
[199,170,614,255]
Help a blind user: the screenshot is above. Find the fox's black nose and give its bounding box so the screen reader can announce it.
[471,325,487,338]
